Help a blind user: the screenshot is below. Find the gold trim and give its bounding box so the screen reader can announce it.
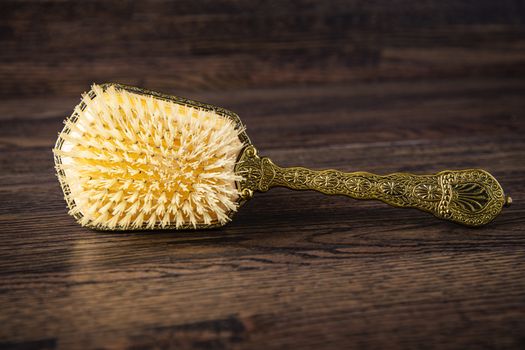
[235,146,508,226]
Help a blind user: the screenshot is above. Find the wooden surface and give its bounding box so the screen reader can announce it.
[1,1,525,349]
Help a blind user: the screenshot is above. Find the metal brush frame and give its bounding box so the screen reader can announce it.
[55,83,510,230]
[235,146,510,227]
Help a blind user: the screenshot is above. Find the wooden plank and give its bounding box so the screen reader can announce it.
[1,0,525,97]
[1,80,524,349]
[1,1,525,348]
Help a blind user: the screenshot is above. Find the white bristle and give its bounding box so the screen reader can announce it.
[54,84,245,230]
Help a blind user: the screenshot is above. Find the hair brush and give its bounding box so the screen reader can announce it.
[53,83,511,230]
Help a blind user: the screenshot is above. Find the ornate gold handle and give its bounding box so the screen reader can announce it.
[235,146,511,226]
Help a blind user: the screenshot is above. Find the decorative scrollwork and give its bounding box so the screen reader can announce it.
[235,146,507,226]
[345,177,372,195]
[380,181,404,196]
[452,183,490,211]
[414,183,442,201]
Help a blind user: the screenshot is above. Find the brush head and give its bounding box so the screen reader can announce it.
[53,84,248,230]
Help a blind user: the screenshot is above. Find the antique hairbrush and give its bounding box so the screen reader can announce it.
[53,83,511,230]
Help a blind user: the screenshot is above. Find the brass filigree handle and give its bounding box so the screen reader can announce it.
[235,146,511,226]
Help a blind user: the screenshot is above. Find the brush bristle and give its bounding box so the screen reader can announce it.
[53,84,245,230]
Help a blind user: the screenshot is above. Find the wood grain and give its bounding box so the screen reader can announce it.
[1,1,525,349]
[1,0,525,97]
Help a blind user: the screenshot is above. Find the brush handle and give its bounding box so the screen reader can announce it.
[235,146,510,226]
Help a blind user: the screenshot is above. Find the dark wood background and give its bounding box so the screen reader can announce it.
[1,1,524,349]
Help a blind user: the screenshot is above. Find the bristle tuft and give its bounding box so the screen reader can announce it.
[54,84,245,230]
